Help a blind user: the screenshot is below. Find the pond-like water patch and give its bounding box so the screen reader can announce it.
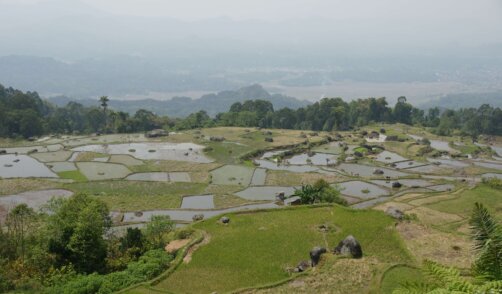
[428,184,455,192]
[371,179,433,188]
[211,165,255,186]
[180,195,215,209]
[336,163,407,178]
[122,202,280,223]
[254,159,319,173]
[375,151,408,164]
[77,162,131,180]
[250,168,267,186]
[427,158,469,168]
[473,161,502,171]
[285,153,338,166]
[393,160,427,169]
[235,186,296,201]
[0,155,58,178]
[72,142,212,163]
[48,161,77,173]
[482,173,502,179]
[335,181,390,199]
[3,144,64,154]
[405,164,445,174]
[0,189,73,221]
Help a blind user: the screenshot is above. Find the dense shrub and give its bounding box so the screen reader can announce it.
[45,249,173,294]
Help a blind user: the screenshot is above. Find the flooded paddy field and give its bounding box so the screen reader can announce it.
[211,165,255,186]
[336,181,390,199]
[235,186,296,201]
[336,163,407,178]
[375,151,408,163]
[122,202,280,223]
[0,155,58,178]
[76,162,131,180]
[285,152,338,166]
[72,142,212,163]
[0,189,73,221]
[180,195,215,209]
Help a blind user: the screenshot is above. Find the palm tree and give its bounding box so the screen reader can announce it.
[99,96,109,132]
[469,202,502,280]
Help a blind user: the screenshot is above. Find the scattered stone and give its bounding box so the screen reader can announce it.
[309,246,327,266]
[192,214,204,221]
[294,260,311,272]
[373,169,384,175]
[0,150,6,154]
[134,211,143,217]
[27,149,38,154]
[210,136,225,142]
[146,129,168,138]
[13,159,20,163]
[220,216,230,224]
[385,206,405,220]
[264,137,274,142]
[317,224,330,232]
[392,182,402,188]
[334,235,363,258]
[4,164,13,167]
[275,191,286,201]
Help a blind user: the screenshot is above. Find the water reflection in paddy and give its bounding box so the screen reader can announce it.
[0,155,57,178]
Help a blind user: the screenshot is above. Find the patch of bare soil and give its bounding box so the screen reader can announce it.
[165,239,191,254]
[183,231,211,264]
[397,222,473,269]
[247,256,380,294]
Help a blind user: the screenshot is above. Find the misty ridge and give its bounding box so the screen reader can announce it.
[0,0,502,107]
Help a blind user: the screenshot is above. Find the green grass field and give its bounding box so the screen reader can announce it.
[380,265,423,294]
[57,170,88,182]
[426,185,502,220]
[64,181,207,211]
[151,205,412,294]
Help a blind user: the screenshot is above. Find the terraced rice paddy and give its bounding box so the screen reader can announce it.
[0,155,57,178]
[285,152,338,165]
[72,142,212,162]
[336,163,407,178]
[76,162,131,180]
[0,189,73,221]
[180,195,215,209]
[126,172,191,182]
[210,165,255,186]
[47,162,77,172]
[375,151,408,163]
[235,186,296,201]
[250,168,267,186]
[337,181,390,199]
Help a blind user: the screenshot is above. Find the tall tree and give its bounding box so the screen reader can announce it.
[99,96,110,133]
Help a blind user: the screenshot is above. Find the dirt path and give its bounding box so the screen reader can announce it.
[183,231,211,264]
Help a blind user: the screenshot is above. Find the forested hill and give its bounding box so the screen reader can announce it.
[47,84,310,117]
[1,83,501,139]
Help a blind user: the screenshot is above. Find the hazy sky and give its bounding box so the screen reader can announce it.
[2,0,501,21]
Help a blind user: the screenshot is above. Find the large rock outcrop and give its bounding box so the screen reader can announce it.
[309,246,327,266]
[334,235,362,258]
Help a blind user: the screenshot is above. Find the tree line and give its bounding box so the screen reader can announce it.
[1,83,501,139]
[0,194,180,292]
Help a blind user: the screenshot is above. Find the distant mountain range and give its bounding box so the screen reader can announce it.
[420,92,502,110]
[47,84,310,117]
